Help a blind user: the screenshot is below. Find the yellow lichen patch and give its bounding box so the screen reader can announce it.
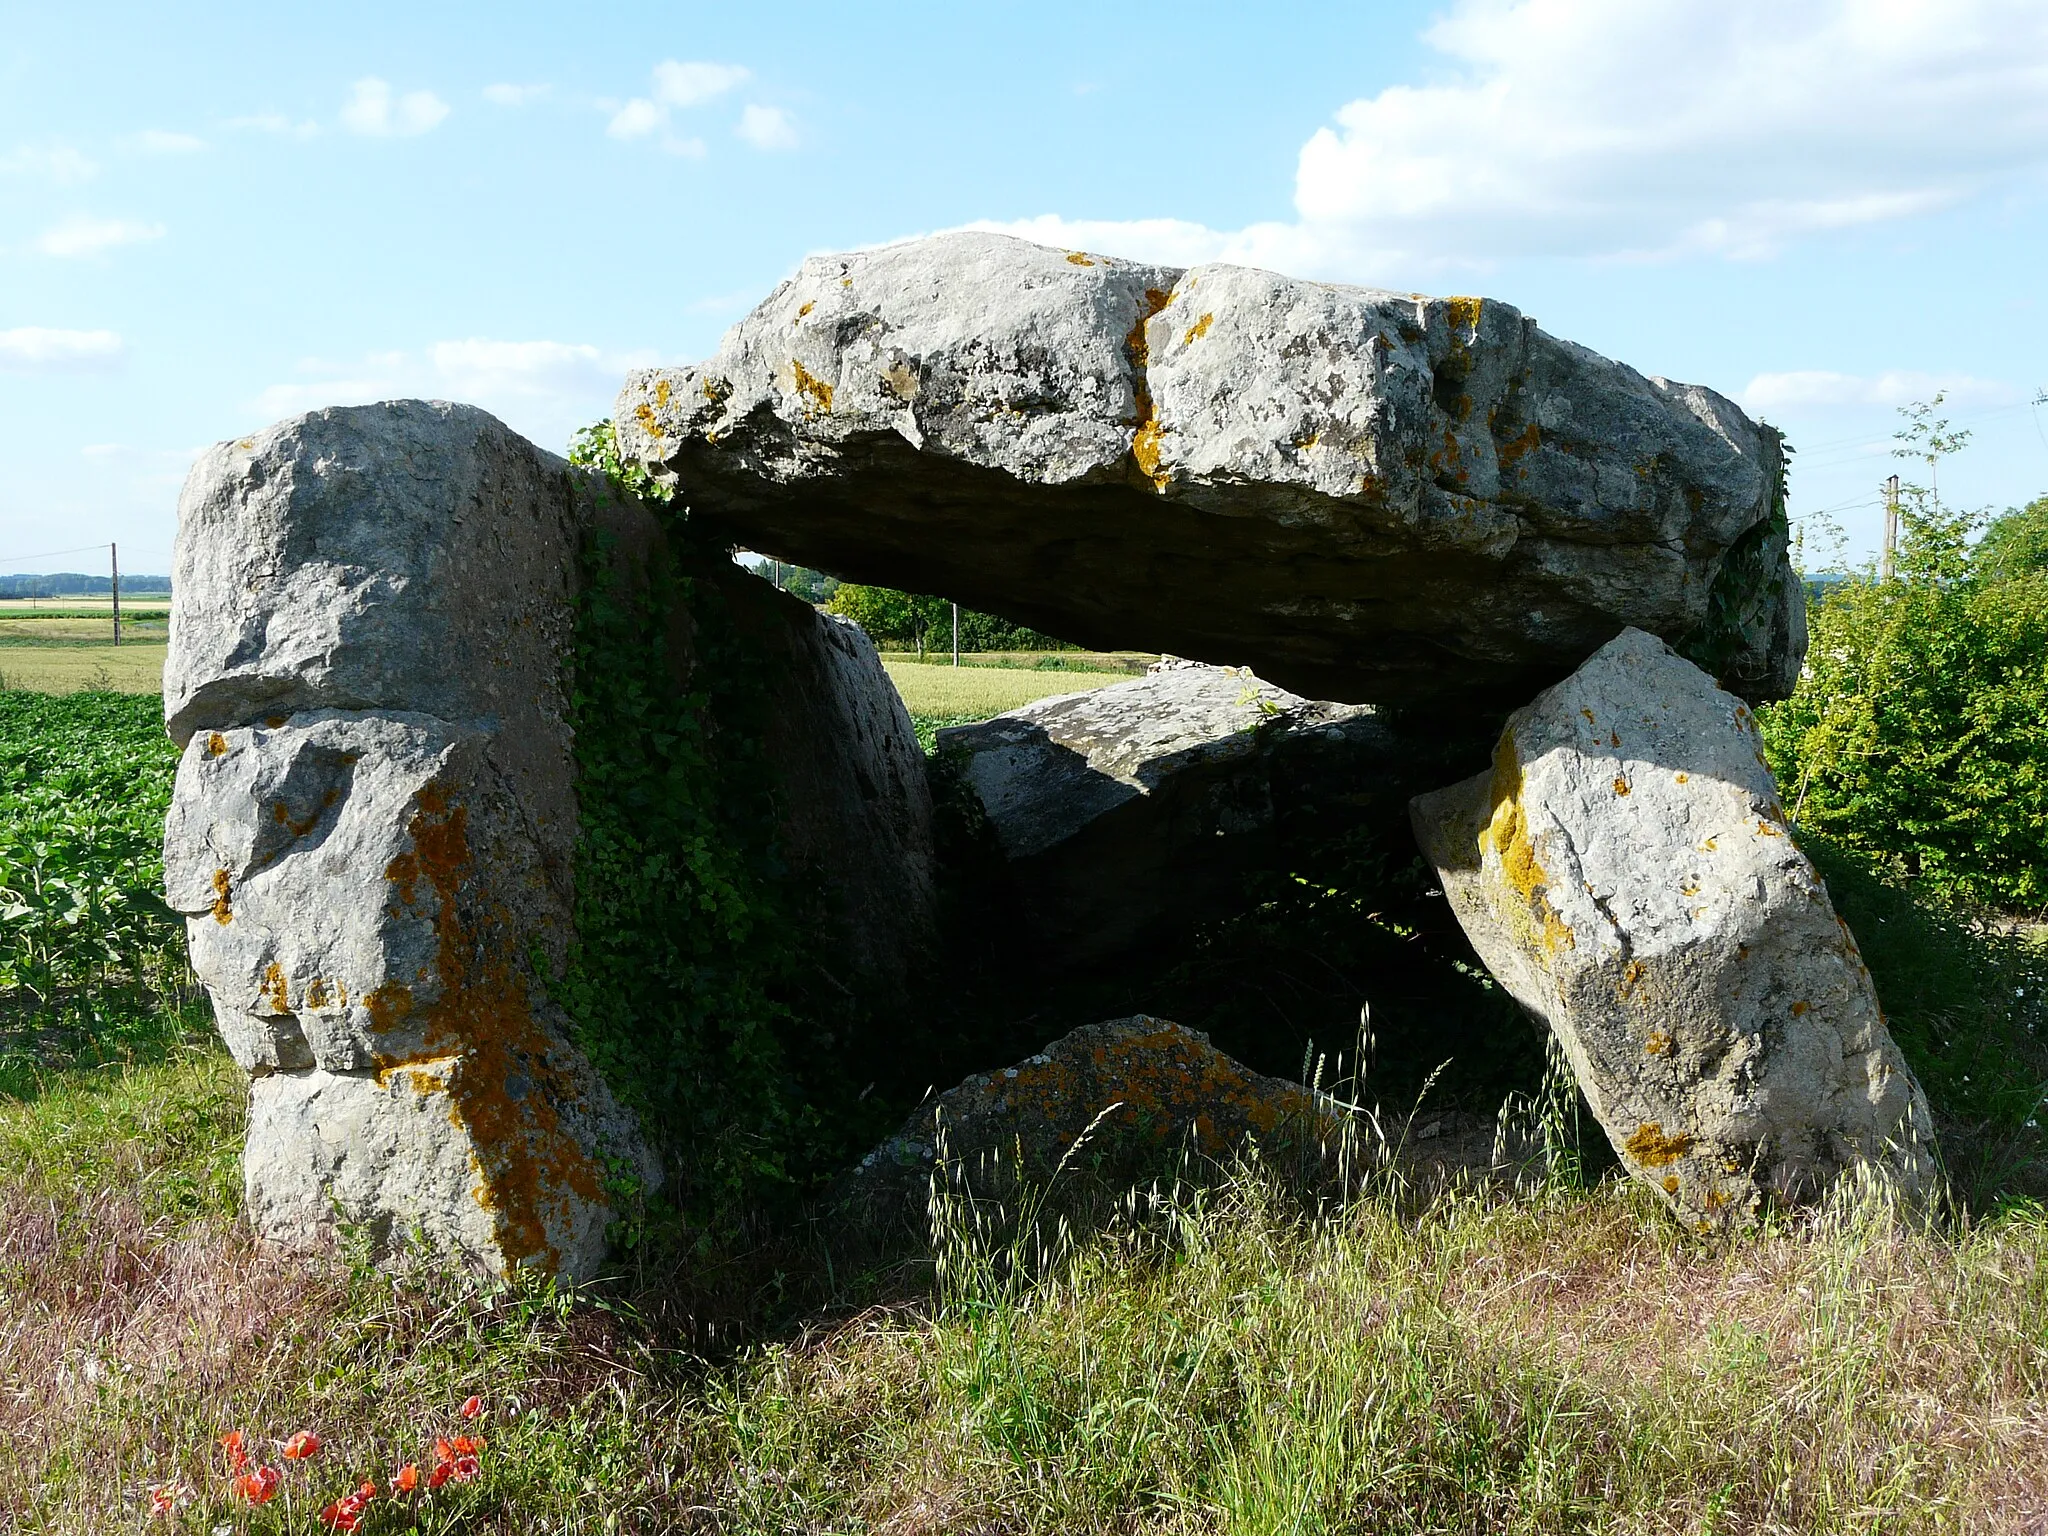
[1620,958,1645,994]
[653,378,671,409]
[210,869,232,925]
[271,799,320,838]
[1182,312,1214,346]
[701,375,730,405]
[1580,708,1596,726]
[205,732,229,758]
[796,301,814,319]
[261,962,289,1015]
[634,402,657,434]
[1624,1122,1694,1168]
[305,977,331,1011]
[1480,732,1575,957]
[1065,251,1095,266]
[790,359,834,415]
[1644,1028,1672,1057]
[1675,772,1689,784]
[1613,777,1630,797]
[1445,295,1483,336]
[1756,821,1783,838]
[1663,1175,1680,1194]
[1698,836,1718,853]
[1790,1001,1810,1017]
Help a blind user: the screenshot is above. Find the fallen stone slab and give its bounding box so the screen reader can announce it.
[934,663,1406,968]
[616,232,1801,708]
[1410,629,1936,1229]
[842,1015,1348,1232]
[164,400,934,1278]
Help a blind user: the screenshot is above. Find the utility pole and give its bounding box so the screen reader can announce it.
[1881,475,1899,584]
[772,558,783,590]
[110,542,120,646]
[952,602,960,667]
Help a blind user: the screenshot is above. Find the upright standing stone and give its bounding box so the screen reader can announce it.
[1410,629,1934,1228]
[163,401,653,1278]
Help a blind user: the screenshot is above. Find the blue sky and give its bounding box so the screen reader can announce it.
[3,0,2045,578]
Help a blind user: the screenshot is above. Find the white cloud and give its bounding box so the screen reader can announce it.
[0,327,124,370]
[224,112,320,138]
[653,61,749,108]
[252,338,664,452]
[735,104,798,152]
[0,144,97,183]
[1740,370,2021,411]
[607,98,665,140]
[607,61,751,153]
[130,129,205,155]
[340,78,451,138]
[963,0,2048,279]
[35,218,166,259]
[482,82,550,107]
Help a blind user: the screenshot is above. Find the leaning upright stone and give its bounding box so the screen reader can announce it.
[162,401,658,1279]
[1410,629,1935,1228]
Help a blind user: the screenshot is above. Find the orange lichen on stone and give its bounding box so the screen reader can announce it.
[1756,820,1783,838]
[1182,312,1214,346]
[1445,295,1483,335]
[205,732,229,757]
[363,982,413,1034]
[1790,1001,1811,1017]
[1613,777,1630,797]
[374,781,603,1272]
[1124,288,1175,491]
[1065,251,1095,266]
[796,301,814,319]
[1675,772,1688,784]
[1497,422,1541,469]
[1624,1122,1694,1167]
[261,962,289,1015]
[1644,1028,1672,1057]
[790,359,834,414]
[1663,1175,1680,1194]
[210,869,233,925]
[634,402,657,434]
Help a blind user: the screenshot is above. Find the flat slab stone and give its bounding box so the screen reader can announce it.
[1410,629,1935,1229]
[616,232,1801,708]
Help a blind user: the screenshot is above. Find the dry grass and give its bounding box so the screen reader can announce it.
[0,641,167,694]
[4,1035,2045,1533]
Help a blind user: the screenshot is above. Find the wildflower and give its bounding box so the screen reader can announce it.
[390,1462,421,1494]
[428,1454,481,1488]
[460,1394,482,1419]
[217,1429,249,1474]
[146,1482,188,1518]
[233,1464,283,1504]
[317,1481,377,1532]
[280,1429,323,1461]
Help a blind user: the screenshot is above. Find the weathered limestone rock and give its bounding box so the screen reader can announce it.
[616,232,1801,708]
[1410,629,1935,1228]
[844,1015,1346,1228]
[936,664,1403,966]
[163,400,935,1278]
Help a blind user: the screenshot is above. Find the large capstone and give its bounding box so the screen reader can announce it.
[615,232,1802,709]
[1409,629,1935,1229]
[935,663,1407,968]
[164,400,934,1278]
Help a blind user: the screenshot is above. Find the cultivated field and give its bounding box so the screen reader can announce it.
[882,656,1125,723]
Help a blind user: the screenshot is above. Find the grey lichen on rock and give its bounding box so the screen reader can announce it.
[1410,629,1936,1230]
[616,231,1801,708]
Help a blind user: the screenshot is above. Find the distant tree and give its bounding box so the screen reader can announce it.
[825,583,1075,657]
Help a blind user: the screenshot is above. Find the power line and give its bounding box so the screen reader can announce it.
[0,541,112,566]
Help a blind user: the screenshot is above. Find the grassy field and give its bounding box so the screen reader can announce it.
[0,641,167,693]
[885,656,1128,749]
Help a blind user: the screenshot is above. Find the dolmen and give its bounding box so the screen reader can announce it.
[159,232,1926,1279]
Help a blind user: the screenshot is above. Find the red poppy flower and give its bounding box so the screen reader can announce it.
[146,1482,186,1518]
[317,1500,361,1532]
[234,1465,283,1504]
[218,1429,248,1474]
[444,1454,481,1485]
[281,1430,323,1461]
[427,1459,454,1490]
[391,1463,420,1494]
[447,1434,484,1456]
[460,1394,482,1419]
